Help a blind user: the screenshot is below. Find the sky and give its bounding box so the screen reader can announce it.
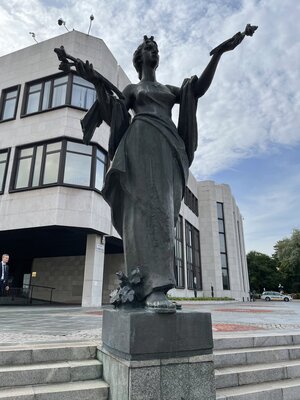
[0,0,299,256]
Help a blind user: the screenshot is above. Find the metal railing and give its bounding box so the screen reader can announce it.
[0,284,55,305]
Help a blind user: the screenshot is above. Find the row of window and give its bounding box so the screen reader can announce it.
[175,203,230,292]
[184,187,199,216]
[217,202,230,290]
[0,139,106,195]
[0,73,96,122]
[174,216,202,290]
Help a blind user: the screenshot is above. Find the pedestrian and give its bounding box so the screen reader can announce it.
[0,254,10,296]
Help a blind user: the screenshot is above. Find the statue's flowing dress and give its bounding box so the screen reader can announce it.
[102,81,191,298]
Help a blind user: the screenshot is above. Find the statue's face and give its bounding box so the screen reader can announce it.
[141,40,159,69]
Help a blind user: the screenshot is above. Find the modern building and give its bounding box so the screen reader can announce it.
[0,31,250,306]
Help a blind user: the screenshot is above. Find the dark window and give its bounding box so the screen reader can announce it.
[237,219,245,291]
[184,187,199,216]
[174,215,185,288]
[185,221,202,291]
[11,139,107,192]
[23,74,96,116]
[217,202,230,290]
[0,86,20,121]
[217,202,224,219]
[0,149,10,193]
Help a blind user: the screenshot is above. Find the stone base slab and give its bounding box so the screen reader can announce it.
[98,347,216,400]
[102,308,213,360]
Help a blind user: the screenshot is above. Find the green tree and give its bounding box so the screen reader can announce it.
[247,251,281,293]
[274,229,300,293]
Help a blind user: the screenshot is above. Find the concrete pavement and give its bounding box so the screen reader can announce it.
[0,301,299,345]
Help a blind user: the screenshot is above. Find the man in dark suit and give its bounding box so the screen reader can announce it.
[0,254,10,296]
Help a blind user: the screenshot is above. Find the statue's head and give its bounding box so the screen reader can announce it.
[133,35,159,80]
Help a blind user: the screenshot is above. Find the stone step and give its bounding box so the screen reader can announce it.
[214,344,300,368]
[216,376,300,400]
[0,379,109,400]
[0,359,102,388]
[0,342,97,366]
[214,333,300,351]
[215,359,300,389]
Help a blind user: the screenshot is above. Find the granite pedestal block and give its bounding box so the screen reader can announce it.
[99,309,216,400]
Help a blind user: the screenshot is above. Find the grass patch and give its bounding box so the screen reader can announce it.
[168,296,235,301]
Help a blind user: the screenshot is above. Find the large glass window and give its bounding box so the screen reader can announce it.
[217,202,230,290]
[185,221,202,291]
[71,76,96,109]
[12,139,106,192]
[15,147,34,189]
[26,83,42,114]
[25,76,68,115]
[64,142,92,186]
[0,86,20,121]
[23,74,96,116]
[0,149,10,193]
[52,76,68,108]
[43,142,62,184]
[174,215,185,288]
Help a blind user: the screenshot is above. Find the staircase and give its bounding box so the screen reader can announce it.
[215,333,300,400]
[0,342,108,399]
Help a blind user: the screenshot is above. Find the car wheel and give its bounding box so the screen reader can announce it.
[265,297,271,301]
[284,297,289,302]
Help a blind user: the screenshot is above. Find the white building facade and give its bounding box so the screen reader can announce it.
[0,31,250,306]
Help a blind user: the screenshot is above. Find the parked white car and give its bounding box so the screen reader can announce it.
[261,291,292,302]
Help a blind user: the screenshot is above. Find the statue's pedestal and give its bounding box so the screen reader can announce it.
[98,308,216,400]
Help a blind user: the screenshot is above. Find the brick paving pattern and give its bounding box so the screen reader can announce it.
[0,301,300,344]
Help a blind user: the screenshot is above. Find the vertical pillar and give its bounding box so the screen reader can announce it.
[82,233,105,307]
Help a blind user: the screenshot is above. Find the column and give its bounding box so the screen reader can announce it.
[81,233,105,307]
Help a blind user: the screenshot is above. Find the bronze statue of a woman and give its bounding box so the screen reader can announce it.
[55,25,257,313]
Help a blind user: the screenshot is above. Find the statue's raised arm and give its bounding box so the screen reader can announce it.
[192,24,258,99]
[210,24,258,55]
[54,46,124,98]
[54,46,130,149]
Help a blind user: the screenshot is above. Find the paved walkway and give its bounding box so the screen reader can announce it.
[0,301,299,345]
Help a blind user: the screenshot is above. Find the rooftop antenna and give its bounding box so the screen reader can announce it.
[57,18,70,32]
[88,14,94,35]
[29,32,38,43]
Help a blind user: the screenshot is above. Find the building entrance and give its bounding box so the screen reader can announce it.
[0,226,89,305]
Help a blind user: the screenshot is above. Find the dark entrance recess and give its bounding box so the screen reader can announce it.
[0,227,124,305]
[0,227,124,286]
[0,226,90,288]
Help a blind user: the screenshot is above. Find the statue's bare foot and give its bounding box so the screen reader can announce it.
[145,292,176,314]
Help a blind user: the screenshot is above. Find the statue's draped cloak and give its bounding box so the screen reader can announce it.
[82,78,198,298]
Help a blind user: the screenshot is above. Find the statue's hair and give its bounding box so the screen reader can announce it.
[133,35,158,80]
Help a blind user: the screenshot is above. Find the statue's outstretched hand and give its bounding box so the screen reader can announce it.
[75,59,98,84]
[219,32,244,53]
[210,24,257,56]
